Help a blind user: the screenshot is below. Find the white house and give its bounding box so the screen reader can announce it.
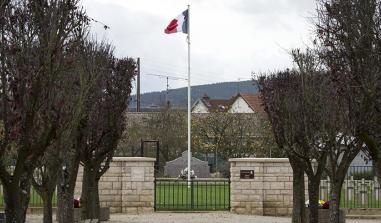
[191,99,210,113]
[192,93,264,114]
[191,94,231,113]
[228,93,263,114]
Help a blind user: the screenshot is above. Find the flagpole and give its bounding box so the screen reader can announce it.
[187,4,191,188]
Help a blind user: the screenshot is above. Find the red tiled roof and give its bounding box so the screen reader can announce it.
[237,93,265,113]
[194,93,264,113]
[201,97,231,112]
[196,94,231,112]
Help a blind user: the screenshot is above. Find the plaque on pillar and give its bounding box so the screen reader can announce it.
[240,170,254,179]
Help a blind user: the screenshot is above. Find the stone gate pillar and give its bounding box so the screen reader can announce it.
[121,157,156,214]
[229,158,294,216]
[75,157,156,214]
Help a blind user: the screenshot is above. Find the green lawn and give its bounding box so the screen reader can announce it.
[320,190,381,208]
[0,187,57,207]
[155,180,230,211]
[1,181,379,210]
[340,195,381,208]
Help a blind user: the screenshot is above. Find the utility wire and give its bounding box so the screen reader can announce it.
[142,73,188,80]
[143,58,251,81]
[88,16,110,30]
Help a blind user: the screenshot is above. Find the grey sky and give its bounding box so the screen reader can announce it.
[81,0,317,93]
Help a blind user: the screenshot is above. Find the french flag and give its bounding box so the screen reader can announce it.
[164,9,188,34]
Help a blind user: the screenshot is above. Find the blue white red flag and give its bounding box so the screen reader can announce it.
[164,9,188,34]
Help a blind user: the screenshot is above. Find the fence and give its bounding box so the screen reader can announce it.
[154,178,230,211]
[319,166,381,208]
[1,166,379,211]
[0,184,57,208]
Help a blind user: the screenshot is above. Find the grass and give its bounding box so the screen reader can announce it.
[0,186,57,208]
[320,190,381,208]
[340,195,381,208]
[155,180,230,211]
[1,181,379,210]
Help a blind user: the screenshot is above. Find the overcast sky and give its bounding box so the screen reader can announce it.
[81,0,317,93]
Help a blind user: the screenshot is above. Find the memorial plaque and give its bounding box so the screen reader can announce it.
[240,170,254,179]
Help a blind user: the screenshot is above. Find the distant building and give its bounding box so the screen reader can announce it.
[191,94,231,113]
[192,92,264,114]
[228,93,264,114]
[350,150,372,167]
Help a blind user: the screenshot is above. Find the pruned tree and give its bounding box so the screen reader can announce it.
[32,144,61,223]
[0,1,87,222]
[54,39,132,223]
[259,49,332,223]
[79,55,136,220]
[259,71,307,223]
[315,0,381,183]
[31,38,112,223]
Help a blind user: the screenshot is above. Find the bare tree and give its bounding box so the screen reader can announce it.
[32,144,61,223]
[192,113,281,161]
[117,109,187,172]
[55,39,123,223]
[315,0,381,183]
[259,49,332,223]
[0,1,87,222]
[79,56,136,220]
[259,71,307,223]
[147,108,187,166]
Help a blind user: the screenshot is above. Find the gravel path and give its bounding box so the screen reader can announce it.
[26,212,381,223]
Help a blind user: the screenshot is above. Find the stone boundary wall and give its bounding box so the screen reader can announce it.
[75,157,155,214]
[229,158,305,216]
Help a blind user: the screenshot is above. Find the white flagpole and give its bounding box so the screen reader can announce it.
[187,4,191,187]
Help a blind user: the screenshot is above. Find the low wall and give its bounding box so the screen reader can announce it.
[229,158,300,216]
[75,157,155,214]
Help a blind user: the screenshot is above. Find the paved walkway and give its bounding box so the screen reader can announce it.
[26,212,381,223]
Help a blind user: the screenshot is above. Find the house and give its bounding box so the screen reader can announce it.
[192,93,264,114]
[191,94,231,113]
[228,93,264,114]
[350,150,372,167]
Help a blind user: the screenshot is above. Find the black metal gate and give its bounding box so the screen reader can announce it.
[154,178,230,211]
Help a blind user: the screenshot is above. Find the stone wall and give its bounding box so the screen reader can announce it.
[229,158,302,216]
[75,157,155,214]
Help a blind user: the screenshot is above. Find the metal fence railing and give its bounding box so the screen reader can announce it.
[319,166,381,208]
[1,166,378,210]
[154,178,230,211]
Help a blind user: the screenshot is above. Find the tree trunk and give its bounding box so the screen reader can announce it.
[57,159,80,223]
[329,183,342,223]
[41,190,54,223]
[32,170,59,223]
[289,158,306,223]
[3,185,23,223]
[81,163,100,220]
[308,178,320,223]
[3,178,31,223]
[328,164,350,223]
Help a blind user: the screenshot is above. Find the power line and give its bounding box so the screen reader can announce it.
[142,57,251,81]
[141,73,189,107]
[88,16,110,30]
[142,73,188,81]
[143,66,224,83]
